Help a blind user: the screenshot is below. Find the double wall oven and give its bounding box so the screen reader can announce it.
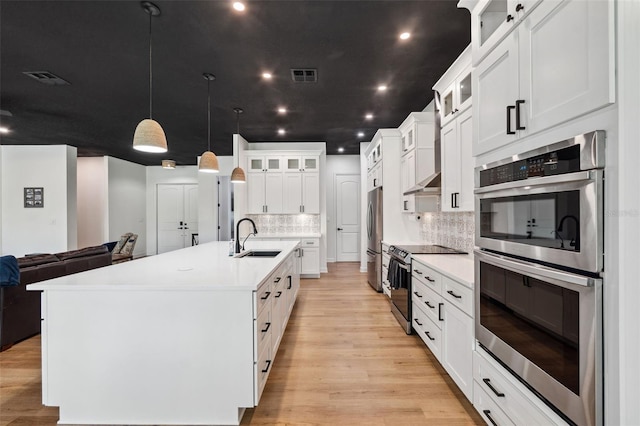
[474,131,604,426]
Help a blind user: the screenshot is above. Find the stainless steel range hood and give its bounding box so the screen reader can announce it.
[403,172,441,195]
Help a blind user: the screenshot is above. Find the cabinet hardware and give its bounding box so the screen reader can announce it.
[425,331,435,341]
[413,291,422,298]
[506,105,516,134]
[506,14,514,22]
[414,269,422,275]
[447,290,462,299]
[300,248,304,256]
[404,200,408,211]
[287,275,292,289]
[515,99,526,130]
[261,322,271,333]
[515,3,524,12]
[337,227,343,231]
[261,359,272,373]
[413,318,423,326]
[426,276,435,282]
[482,410,498,426]
[403,148,408,152]
[383,263,387,268]
[300,205,303,213]
[275,291,282,298]
[261,291,271,300]
[373,178,377,187]
[454,192,460,208]
[451,193,455,208]
[425,301,435,309]
[301,205,305,213]
[438,303,444,321]
[265,205,268,213]
[482,378,505,397]
[274,277,281,283]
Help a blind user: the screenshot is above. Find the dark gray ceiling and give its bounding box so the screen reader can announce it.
[0,0,470,166]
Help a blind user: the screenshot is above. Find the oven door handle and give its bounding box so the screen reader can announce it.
[474,170,596,195]
[475,249,600,288]
[396,262,409,271]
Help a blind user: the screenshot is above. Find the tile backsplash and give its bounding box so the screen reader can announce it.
[247,214,320,235]
[419,211,475,253]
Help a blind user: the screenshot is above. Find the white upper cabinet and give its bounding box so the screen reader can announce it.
[472,0,615,156]
[434,46,473,127]
[248,151,320,215]
[469,0,542,65]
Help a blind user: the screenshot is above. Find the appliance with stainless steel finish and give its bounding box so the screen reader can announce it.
[366,187,383,291]
[475,131,605,273]
[388,244,466,333]
[475,249,602,426]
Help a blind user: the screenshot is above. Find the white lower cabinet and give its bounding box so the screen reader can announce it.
[299,238,320,277]
[411,258,474,402]
[473,348,568,425]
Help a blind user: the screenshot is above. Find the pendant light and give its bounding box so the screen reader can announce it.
[198,73,219,173]
[230,107,246,183]
[133,1,167,153]
[161,160,176,169]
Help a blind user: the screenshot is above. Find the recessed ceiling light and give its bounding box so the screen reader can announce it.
[357,132,365,138]
[262,72,272,80]
[277,107,287,114]
[278,128,286,135]
[377,85,387,92]
[233,2,245,11]
[365,113,373,120]
[338,147,344,153]
[0,127,9,134]
[400,32,411,40]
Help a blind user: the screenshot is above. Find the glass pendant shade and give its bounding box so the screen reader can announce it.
[230,166,246,183]
[199,151,219,173]
[133,119,168,153]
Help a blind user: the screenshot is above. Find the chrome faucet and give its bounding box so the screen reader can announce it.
[236,218,258,254]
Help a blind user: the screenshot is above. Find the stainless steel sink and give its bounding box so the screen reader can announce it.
[235,250,281,258]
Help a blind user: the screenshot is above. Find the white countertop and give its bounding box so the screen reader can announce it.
[250,233,321,239]
[412,253,475,288]
[27,240,298,292]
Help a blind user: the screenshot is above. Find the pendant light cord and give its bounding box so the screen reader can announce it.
[207,78,211,151]
[236,110,240,134]
[148,11,153,120]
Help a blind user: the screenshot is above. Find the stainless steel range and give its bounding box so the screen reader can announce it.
[387,245,466,333]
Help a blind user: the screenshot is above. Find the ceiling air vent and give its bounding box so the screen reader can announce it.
[23,71,70,86]
[290,68,317,83]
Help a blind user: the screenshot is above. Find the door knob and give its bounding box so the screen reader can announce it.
[337,228,343,231]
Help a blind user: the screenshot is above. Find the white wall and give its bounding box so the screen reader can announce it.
[0,145,77,257]
[198,156,234,244]
[325,155,360,263]
[360,142,369,272]
[106,157,146,258]
[77,157,108,248]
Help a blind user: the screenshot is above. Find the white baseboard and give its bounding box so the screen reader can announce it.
[327,257,335,263]
[360,267,367,273]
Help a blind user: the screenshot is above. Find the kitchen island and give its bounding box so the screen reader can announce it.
[27,240,301,426]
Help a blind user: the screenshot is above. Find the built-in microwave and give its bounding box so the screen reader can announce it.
[475,131,605,274]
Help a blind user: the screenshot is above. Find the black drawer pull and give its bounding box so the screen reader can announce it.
[413,318,423,326]
[515,3,524,12]
[425,331,435,341]
[261,291,271,300]
[516,99,526,130]
[426,276,435,282]
[506,105,515,134]
[483,410,498,426]
[438,303,444,321]
[506,14,514,22]
[447,290,462,299]
[483,378,505,397]
[275,291,282,298]
[413,291,423,298]
[287,275,292,289]
[261,359,272,373]
[274,277,281,283]
[261,322,271,333]
[425,301,435,309]
[413,269,422,275]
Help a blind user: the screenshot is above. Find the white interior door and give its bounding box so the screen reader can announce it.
[336,174,360,262]
[157,184,198,254]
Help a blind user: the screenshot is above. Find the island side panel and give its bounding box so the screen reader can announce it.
[43,289,254,425]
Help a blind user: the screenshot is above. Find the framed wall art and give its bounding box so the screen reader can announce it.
[24,187,44,208]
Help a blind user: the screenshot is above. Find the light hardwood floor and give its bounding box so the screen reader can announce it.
[0,262,482,426]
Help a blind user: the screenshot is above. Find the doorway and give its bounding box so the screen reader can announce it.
[335,174,360,262]
[157,184,198,254]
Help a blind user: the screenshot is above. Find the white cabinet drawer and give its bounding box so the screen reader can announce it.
[256,282,273,315]
[412,302,442,359]
[256,304,272,357]
[442,275,473,316]
[301,238,319,247]
[413,279,443,328]
[255,337,272,404]
[412,261,442,294]
[473,381,516,426]
[473,350,565,425]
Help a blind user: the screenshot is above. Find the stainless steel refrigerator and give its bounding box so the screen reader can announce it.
[366,187,383,291]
